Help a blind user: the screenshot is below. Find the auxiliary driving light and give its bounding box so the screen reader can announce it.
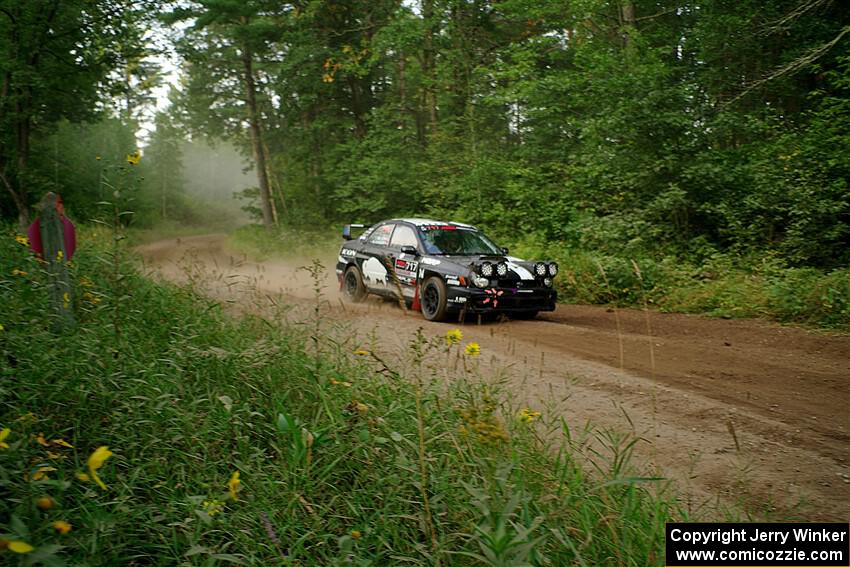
[547,262,558,277]
[496,262,508,277]
[534,262,547,277]
[480,262,494,277]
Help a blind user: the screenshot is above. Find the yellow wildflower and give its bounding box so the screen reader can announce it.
[52,520,72,535]
[0,324,4,334]
[83,292,102,305]
[95,155,102,161]
[227,471,241,501]
[517,408,541,423]
[203,499,224,516]
[126,150,141,166]
[56,250,63,261]
[36,496,55,510]
[350,530,361,539]
[87,446,113,490]
[445,329,463,346]
[31,466,57,481]
[12,269,27,276]
[0,428,10,449]
[7,540,34,553]
[353,349,370,356]
[63,292,70,309]
[15,235,28,246]
[75,472,90,482]
[322,73,334,83]
[464,342,481,357]
[35,432,50,447]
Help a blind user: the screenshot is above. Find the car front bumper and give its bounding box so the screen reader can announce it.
[445,285,557,313]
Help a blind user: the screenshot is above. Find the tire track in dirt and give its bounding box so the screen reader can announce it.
[136,234,850,521]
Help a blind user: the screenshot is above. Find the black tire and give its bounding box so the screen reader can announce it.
[343,265,367,303]
[420,277,448,322]
[511,310,539,320]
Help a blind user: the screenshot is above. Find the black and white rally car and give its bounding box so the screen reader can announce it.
[335,218,558,321]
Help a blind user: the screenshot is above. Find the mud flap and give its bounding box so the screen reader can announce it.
[411,283,421,311]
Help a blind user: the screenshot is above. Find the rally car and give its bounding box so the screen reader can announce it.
[335,218,558,321]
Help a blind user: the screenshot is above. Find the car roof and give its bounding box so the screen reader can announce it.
[389,218,478,230]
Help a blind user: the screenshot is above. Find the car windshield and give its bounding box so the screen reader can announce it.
[419,226,503,255]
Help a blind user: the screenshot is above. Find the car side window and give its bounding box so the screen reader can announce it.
[389,224,418,249]
[366,223,394,247]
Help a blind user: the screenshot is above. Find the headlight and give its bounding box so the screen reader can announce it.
[473,276,489,288]
[547,262,558,277]
[496,262,508,277]
[543,277,552,287]
[534,262,547,277]
[480,262,494,277]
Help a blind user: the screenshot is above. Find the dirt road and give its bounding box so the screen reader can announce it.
[136,234,850,521]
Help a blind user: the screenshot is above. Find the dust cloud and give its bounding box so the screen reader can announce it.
[181,138,255,227]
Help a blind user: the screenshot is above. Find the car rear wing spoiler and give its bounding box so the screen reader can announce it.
[342,224,366,240]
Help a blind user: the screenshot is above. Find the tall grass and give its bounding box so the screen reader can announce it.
[1,224,691,564]
[227,225,340,262]
[509,238,850,330]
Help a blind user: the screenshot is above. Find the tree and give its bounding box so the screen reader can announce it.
[0,0,151,226]
[170,0,296,228]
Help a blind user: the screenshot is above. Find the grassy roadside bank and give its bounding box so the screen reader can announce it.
[509,238,850,330]
[227,224,850,330]
[1,225,689,565]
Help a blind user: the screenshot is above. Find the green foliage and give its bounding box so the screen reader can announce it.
[0,226,690,563]
[510,234,850,328]
[29,119,138,221]
[0,0,159,223]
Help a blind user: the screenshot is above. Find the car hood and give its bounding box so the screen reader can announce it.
[428,254,536,280]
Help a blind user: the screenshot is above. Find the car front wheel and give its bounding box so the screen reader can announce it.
[420,277,448,322]
[343,266,367,303]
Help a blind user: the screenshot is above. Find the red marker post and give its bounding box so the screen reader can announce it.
[28,193,76,331]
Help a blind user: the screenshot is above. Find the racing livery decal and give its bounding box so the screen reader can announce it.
[362,256,388,287]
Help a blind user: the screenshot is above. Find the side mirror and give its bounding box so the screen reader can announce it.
[400,245,419,256]
[501,247,509,255]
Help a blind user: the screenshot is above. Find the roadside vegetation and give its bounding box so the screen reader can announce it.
[507,238,850,330]
[228,224,850,330]
[0,226,698,564]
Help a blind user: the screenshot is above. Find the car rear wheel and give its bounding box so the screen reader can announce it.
[420,277,448,322]
[343,266,367,303]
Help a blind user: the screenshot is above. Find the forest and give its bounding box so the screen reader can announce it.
[2,1,850,563]
[1,0,849,312]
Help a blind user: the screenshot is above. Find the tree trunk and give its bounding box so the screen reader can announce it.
[240,37,274,228]
[10,88,32,227]
[422,0,438,133]
[398,50,406,118]
[261,139,280,224]
[621,1,636,50]
[0,166,29,228]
